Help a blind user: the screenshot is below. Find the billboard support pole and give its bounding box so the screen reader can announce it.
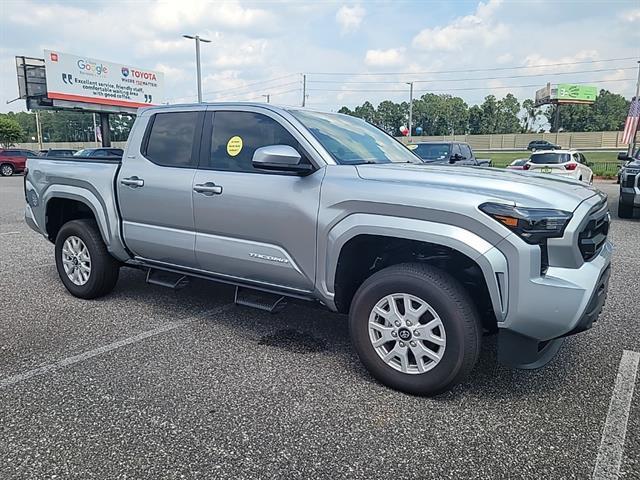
[554,104,561,133]
[99,113,111,147]
[35,111,43,150]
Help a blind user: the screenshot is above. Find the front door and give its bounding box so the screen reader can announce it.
[117,108,204,267]
[192,108,323,292]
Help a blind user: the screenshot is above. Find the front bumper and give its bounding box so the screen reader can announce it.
[497,227,612,369]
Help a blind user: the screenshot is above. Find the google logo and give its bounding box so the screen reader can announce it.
[77,59,109,76]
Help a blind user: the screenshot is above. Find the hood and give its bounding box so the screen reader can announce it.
[355,163,602,212]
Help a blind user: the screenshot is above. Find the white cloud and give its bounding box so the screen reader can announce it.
[622,8,640,21]
[336,5,365,34]
[214,39,269,68]
[151,0,274,31]
[365,48,405,67]
[412,0,507,51]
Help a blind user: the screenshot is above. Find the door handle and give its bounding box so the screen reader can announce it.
[121,176,144,188]
[193,182,223,196]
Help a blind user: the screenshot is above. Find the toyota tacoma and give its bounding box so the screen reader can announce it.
[24,104,612,395]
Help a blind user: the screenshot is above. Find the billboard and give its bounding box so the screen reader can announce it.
[44,50,164,109]
[556,84,597,103]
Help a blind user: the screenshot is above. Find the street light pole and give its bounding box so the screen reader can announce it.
[183,34,212,103]
[262,94,270,103]
[406,82,414,139]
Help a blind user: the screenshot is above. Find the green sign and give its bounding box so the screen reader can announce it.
[556,84,597,103]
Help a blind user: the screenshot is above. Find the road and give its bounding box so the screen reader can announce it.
[1,175,638,479]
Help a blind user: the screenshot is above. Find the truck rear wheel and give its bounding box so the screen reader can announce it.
[55,219,120,299]
[618,199,634,219]
[349,263,481,396]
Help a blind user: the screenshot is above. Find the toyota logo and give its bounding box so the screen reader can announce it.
[398,328,412,341]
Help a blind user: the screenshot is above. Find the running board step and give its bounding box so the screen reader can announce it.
[234,286,287,313]
[146,268,190,290]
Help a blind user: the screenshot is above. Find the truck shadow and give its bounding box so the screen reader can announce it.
[104,269,578,401]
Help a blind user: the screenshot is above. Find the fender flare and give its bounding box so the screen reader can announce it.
[42,186,112,247]
[318,213,508,320]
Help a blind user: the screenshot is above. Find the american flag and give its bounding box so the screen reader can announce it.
[622,96,640,145]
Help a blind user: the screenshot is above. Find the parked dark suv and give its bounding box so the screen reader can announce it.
[617,149,640,218]
[527,140,561,151]
[409,141,490,166]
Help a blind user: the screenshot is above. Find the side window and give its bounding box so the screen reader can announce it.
[452,144,462,157]
[579,153,587,164]
[207,111,305,173]
[145,111,199,167]
[461,144,472,159]
[573,153,581,163]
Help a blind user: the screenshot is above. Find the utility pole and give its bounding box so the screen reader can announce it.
[302,74,307,107]
[92,113,98,145]
[262,94,270,103]
[183,34,212,103]
[629,60,640,157]
[407,82,414,138]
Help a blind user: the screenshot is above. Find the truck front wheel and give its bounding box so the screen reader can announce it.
[55,219,120,299]
[349,263,481,396]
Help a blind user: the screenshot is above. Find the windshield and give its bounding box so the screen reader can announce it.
[511,158,529,166]
[530,153,570,164]
[410,143,451,161]
[289,110,420,165]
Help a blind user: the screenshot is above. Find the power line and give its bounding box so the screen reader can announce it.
[210,81,300,101]
[306,67,638,85]
[305,57,638,76]
[307,77,635,94]
[166,73,299,102]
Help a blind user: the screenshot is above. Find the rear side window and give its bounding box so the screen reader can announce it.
[460,144,472,159]
[145,112,200,167]
[530,153,570,164]
[206,111,303,173]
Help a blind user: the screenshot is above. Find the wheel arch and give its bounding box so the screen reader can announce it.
[44,190,110,246]
[320,214,508,326]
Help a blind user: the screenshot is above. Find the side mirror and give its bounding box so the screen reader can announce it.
[252,145,313,175]
[617,152,630,161]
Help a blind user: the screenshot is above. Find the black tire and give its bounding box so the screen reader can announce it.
[349,263,482,396]
[55,219,120,299]
[1,163,14,177]
[618,199,634,219]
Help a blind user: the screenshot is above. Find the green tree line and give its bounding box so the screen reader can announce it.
[0,111,134,145]
[338,89,631,137]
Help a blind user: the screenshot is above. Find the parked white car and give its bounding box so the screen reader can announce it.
[524,150,593,184]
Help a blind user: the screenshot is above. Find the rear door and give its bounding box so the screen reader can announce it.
[117,107,204,267]
[191,106,323,292]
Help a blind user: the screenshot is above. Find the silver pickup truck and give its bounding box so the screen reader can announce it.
[24,103,612,395]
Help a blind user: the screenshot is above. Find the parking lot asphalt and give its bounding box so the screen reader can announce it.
[1,175,638,479]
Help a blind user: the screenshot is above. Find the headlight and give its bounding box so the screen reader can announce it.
[479,202,573,245]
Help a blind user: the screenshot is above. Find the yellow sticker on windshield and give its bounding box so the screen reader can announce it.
[226,136,243,157]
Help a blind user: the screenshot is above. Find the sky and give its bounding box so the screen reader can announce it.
[0,0,639,114]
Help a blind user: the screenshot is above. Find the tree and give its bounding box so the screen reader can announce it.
[544,89,630,132]
[0,116,25,147]
[521,99,541,133]
[353,101,378,124]
[376,100,405,135]
[468,105,483,134]
[495,93,520,133]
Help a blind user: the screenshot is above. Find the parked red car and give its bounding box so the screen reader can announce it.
[0,148,37,176]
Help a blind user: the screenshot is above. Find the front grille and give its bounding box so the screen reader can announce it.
[578,203,609,261]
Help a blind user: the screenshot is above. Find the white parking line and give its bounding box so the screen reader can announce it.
[0,231,20,236]
[0,304,234,389]
[593,350,640,480]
